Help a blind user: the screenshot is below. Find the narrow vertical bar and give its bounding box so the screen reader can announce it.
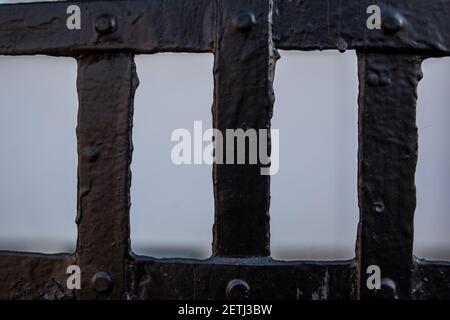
[76,53,138,299]
[212,0,274,257]
[356,53,422,299]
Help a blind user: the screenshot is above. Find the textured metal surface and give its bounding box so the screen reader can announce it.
[212,0,272,257]
[413,260,450,299]
[129,258,355,300]
[0,0,449,300]
[356,53,422,300]
[0,253,75,300]
[76,53,137,299]
[274,0,450,55]
[0,0,214,55]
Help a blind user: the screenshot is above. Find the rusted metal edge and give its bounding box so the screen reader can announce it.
[274,0,450,56]
[0,0,214,55]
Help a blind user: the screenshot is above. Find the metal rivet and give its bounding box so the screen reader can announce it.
[379,75,392,86]
[83,145,99,163]
[382,10,406,34]
[373,201,385,214]
[95,14,117,34]
[335,37,348,53]
[92,272,114,294]
[226,279,250,300]
[380,277,398,299]
[367,72,379,86]
[233,10,256,32]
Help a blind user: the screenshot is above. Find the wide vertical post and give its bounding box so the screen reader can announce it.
[356,53,422,299]
[212,0,274,257]
[76,53,138,299]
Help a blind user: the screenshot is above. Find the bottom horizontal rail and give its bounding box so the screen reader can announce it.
[1,252,449,299]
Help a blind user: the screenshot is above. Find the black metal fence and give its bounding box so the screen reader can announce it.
[0,0,449,300]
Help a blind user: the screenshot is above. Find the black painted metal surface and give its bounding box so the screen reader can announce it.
[356,53,422,300]
[0,0,449,300]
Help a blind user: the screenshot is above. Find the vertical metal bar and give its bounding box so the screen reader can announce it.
[356,53,422,299]
[212,0,274,257]
[75,53,138,299]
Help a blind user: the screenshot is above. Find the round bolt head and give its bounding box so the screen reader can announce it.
[226,279,250,300]
[82,145,99,163]
[92,272,114,294]
[367,72,379,86]
[95,14,117,34]
[379,75,392,87]
[382,11,406,34]
[233,10,256,32]
[373,201,385,214]
[335,37,348,53]
[380,277,398,299]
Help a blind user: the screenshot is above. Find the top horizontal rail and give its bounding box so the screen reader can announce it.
[0,0,214,55]
[0,0,449,56]
[274,0,450,55]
